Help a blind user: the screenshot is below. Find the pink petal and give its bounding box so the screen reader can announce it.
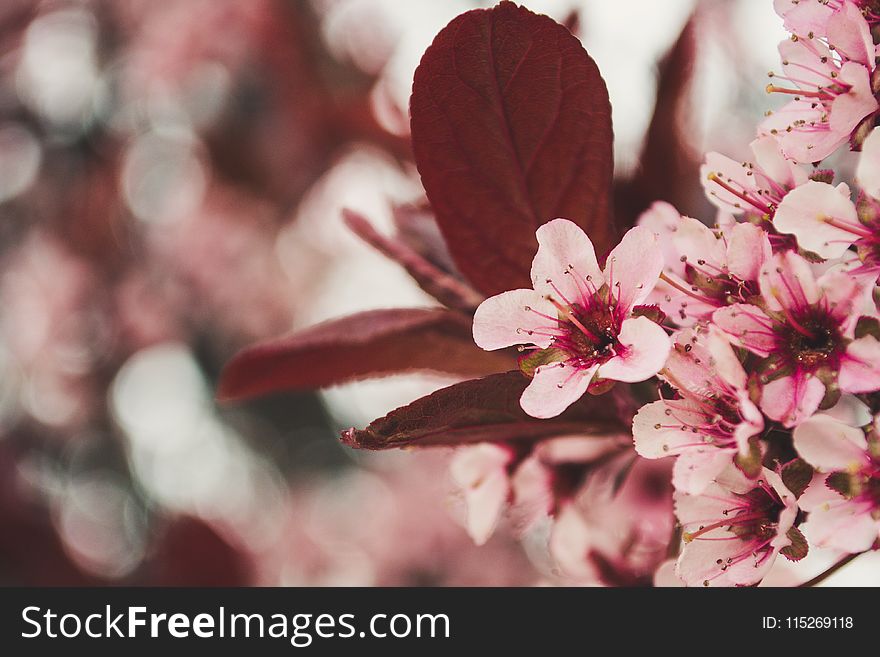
[549,504,595,579]
[598,316,670,383]
[758,250,819,313]
[856,127,880,199]
[823,394,873,427]
[797,472,841,511]
[759,98,840,163]
[792,414,869,472]
[839,336,880,393]
[472,288,557,350]
[774,0,833,35]
[636,201,684,275]
[519,362,595,419]
[603,226,664,311]
[653,559,684,587]
[672,449,736,496]
[725,221,772,282]
[817,269,862,323]
[705,326,748,391]
[750,134,808,188]
[778,38,835,91]
[672,217,726,270]
[676,534,778,587]
[701,152,756,214]
[826,2,874,69]
[773,180,859,259]
[712,304,777,357]
[801,502,878,553]
[828,62,879,144]
[760,373,826,428]
[632,400,705,459]
[531,218,602,306]
[449,444,512,545]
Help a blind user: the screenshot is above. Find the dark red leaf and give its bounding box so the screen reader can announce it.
[342,371,624,450]
[217,308,513,401]
[410,1,615,296]
[343,209,484,313]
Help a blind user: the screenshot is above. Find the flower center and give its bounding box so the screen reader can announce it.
[554,302,620,367]
[778,309,843,370]
[684,481,784,544]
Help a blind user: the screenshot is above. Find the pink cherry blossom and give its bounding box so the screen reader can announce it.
[633,326,764,494]
[473,220,671,418]
[639,208,773,325]
[761,31,878,163]
[674,464,800,587]
[701,135,808,218]
[549,456,674,585]
[793,413,880,553]
[451,435,628,549]
[713,250,878,426]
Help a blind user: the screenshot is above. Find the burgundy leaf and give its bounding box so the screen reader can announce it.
[343,209,484,313]
[217,308,513,401]
[342,371,625,450]
[392,201,458,274]
[410,1,615,296]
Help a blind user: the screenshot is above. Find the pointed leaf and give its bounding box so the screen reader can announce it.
[342,370,624,450]
[217,308,512,401]
[343,209,484,313]
[410,1,615,295]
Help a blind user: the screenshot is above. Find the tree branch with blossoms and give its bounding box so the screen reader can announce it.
[219,0,880,587]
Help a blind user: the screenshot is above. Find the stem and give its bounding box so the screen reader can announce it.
[798,552,861,588]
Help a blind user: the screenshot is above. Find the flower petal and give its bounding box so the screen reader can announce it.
[792,414,869,472]
[712,304,777,357]
[856,126,880,200]
[632,400,704,459]
[450,444,512,545]
[531,219,602,305]
[672,217,726,269]
[773,180,860,259]
[519,362,595,419]
[672,449,735,496]
[603,226,664,311]
[839,335,880,394]
[760,373,826,428]
[472,289,557,350]
[725,221,772,282]
[801,502,878,554]
[758,250,819,313]
[598,316,670,383]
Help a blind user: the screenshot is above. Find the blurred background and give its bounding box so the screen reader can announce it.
[1,0,849,586]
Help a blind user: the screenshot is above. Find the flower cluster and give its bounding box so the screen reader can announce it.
[463,0,880,586]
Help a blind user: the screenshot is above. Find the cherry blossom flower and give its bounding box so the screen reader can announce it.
[643,214,772,325]
[713,249,879,426]
[793,413,880,553]
[633,327,764,494]
[761,10,878,163]
[674,464,800,587]
[472,220,671,418]
[451,435,628,548]
[701,135,809,220]
[549,456,674,585]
